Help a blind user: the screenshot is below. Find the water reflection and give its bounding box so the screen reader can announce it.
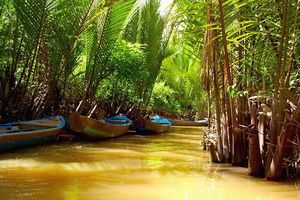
[0,126,299,200]
[63,184,80,200]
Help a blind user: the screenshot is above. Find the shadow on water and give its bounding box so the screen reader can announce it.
[0,126,299,200]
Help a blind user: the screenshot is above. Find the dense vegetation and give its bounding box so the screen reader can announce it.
[0,0,205,121]
[0,0,299,180]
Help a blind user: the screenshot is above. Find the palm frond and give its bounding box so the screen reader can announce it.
[84,0,137,98]
[14,0,56,44]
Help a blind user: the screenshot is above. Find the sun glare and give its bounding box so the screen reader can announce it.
[160,0,174,15]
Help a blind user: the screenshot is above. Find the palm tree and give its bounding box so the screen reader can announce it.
[123,0,173,105]
[0,0,137,118]
[77,0,138,112]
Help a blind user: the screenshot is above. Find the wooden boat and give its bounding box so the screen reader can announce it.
[134,117,171,134]
[169,119,208,126]
[0,116,65,151]
[68,113,131,139]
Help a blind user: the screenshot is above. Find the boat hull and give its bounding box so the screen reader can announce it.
[69,114,130,139]
[0,116,64,151]
[0,135,57,151]
[135,120,170,134]
[170,119,208,126]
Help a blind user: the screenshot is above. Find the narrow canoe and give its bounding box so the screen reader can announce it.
[135,117,171,134]
[68,113,131,139]
[169,119,208,126]
[0,116,65,151]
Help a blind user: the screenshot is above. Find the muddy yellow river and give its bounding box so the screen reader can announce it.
[0,126,299,200]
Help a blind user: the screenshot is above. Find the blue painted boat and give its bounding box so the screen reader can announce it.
[105,115,132,125]
[68,113,131,139]
[0,116,65,151]
[134,116,171,134]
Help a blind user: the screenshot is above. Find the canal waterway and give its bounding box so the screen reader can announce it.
[0,126,299,200]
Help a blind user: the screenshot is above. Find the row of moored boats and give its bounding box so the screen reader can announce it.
[0,113,208,151]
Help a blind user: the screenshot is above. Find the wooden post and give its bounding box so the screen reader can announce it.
[209,143,219,163]
[257,113,267,166]
[248,98,264,177]
[267,102,300,181]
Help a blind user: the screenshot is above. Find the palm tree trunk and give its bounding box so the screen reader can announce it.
[266,0,289,176]
[206,1,224,162]
[217,0,237,163]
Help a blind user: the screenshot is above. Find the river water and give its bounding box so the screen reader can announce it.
[0,126,299,200]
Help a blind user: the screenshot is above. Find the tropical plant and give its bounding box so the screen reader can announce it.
[80,0,138,106]
[96,40,147,105]
[123,0,173,104]
[156,44,207,116]
[0,0,137,119]
[148,81,179,112]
